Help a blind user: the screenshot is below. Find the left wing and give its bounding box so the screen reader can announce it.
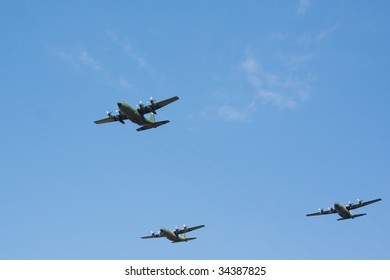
[155,96,179,109]
[137,96,179,115]
[306,208,337,217]
[346,198,382,210]
[176,225,205,235]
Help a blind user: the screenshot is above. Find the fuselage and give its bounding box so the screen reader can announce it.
[334,202,352,218]
[117,102,152,126]
[160,227,185,242]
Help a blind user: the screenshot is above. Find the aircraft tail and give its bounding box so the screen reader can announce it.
[149,113,155,123]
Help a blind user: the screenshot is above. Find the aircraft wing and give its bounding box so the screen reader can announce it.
[347,198,382,210]
[306,208,337,217]
[176,225,205,235]
[94,117,117,124]
[94,113,128,124]
[155,96,179,110]
[141,233,164,239]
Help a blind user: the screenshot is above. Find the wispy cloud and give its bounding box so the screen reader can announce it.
[240,52,309,109]
[201,102,255,122]
[217,105,251,122]
[296,0,312,18]
[205,49,312,123]
[107,30,154,72]
[79,51,101,71]
[51,48,101,72]
[118,76,135,91]
[297,23,340,45]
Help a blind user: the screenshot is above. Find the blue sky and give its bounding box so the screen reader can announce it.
[1,0,389,259]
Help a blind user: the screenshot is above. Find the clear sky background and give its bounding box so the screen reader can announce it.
[1,0,389,260]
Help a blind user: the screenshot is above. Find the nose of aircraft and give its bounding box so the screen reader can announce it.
[117,102,122,107]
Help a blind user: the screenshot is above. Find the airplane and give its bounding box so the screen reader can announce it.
[306,198,382,221]
[94,96,179,131]
[141,224,205,243]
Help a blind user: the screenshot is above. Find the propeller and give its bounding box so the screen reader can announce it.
[319,208,324,214]
[357,199,363,205]
[148,97,157,114]
[106,110,125,124]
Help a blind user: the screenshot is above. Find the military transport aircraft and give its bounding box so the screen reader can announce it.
[94,96,179,131]
[306,198,382,221]
[141,224,205,243]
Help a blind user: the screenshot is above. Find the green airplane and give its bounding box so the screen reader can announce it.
[94,96,179,131]
[141,224,205,243]
[306,198,382,221]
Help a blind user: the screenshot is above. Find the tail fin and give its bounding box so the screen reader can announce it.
[149,113,155,123]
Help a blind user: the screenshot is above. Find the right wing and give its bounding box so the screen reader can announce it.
[306,208,337,217]
[141,233,164,239]
[347,198,382,210]
[94,117,117,124]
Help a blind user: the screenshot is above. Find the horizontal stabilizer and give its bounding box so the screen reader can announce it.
[172,237,197,243]
[337,213,366,221]
[337,217,351,221]
[136,120,170,131]
[352,213,367,219]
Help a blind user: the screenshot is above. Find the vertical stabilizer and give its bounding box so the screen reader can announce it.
[149,113,155,123]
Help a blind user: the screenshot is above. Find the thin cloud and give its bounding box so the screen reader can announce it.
[107,30,154,72]
[52,48,101,72]
[202,103,254,122]
[51,49,79,69]
[297,23,340,45]
[240,53,308,109]
[217,105,250,122]
[79,51,101,71]
[296,0,311,18]
[207,50,312,123]
[118,76,135,91]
